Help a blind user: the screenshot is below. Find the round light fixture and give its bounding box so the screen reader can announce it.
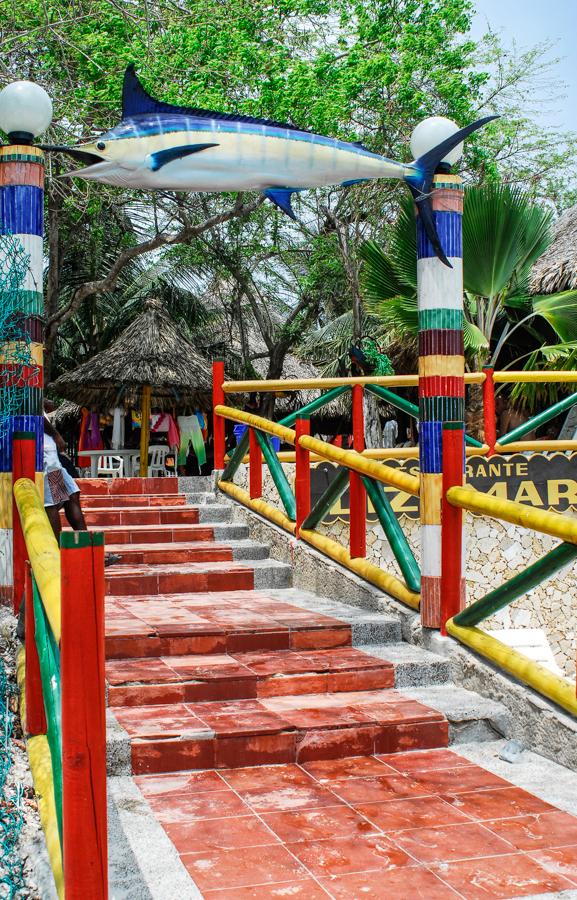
[0,81,53,142]
[410,116,463,166]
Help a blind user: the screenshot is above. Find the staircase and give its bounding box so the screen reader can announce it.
[74,476,506,775]
[81,476,577,898]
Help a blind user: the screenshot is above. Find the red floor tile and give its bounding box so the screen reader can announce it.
[431,852,573,899]
[135,770,228,797]
[288,833,414,877]
[484,809,577,851]
[392,821,514,864]
[148,789,249,824]
[181,843,310,891]
[327,773,427,805]
[302,755,395,782]
[202,880,331,898]
[165,813,280,852]
[357,795,470,832]
[442,786,555,822]
[318,865,461,898]
[113,703,206,738]
[261,804,379,844]
[378,747,474,773]
[241,782,345,813]
[221,763,313,793]
[529,844,577,886]
[410,764,510,796]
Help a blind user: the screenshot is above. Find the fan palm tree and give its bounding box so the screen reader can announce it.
[360,185,577,423]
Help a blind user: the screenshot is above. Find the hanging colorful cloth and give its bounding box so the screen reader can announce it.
[177,414,206,467]
[78,408,103,467]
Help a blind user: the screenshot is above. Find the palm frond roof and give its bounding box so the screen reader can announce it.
[531,205,577,294]
[50,297,212,410]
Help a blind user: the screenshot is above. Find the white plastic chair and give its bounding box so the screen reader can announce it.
[148,445,169,477]
[97,455,124,478]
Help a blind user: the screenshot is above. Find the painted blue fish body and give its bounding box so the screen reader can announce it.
[57,66,496,264]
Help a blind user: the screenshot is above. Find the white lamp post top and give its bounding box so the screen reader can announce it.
[410,116,464,166]
[0,81,53,142]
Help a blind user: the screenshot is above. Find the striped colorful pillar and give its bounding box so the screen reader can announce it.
[417,172,465,627]
[0,144,45,603]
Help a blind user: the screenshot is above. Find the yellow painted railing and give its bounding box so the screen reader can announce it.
[13,477,61,640]
[222,371,486,394]
[447,485,577,545]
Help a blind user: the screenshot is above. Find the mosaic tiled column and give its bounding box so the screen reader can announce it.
[0,144,44,602]
[417,172,465,627]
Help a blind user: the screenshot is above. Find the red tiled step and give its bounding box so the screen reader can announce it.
[105,593,352,659]
[105,561,254,596]
[81,494,187,509]
[95,524,216,545]
[78,477,179,496]
[83,506,200,527]
[105,542,233,566]
[114,690,448,774]
[106,647,394,706]
[132,750,577,897]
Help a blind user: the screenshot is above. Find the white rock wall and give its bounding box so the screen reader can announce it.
[234,462,576,677]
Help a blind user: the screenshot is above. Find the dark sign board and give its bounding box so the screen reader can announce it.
[311,453,577,522]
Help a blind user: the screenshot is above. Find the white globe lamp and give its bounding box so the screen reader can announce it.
[410,116,463,167]
[0,81,53,143]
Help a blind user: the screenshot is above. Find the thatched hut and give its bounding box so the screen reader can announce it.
[50,297,212,410]
[531,205,577,294]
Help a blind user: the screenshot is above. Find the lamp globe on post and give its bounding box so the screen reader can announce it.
[411,114,467,631]
[0,80,53,144]
[410,115,464,170]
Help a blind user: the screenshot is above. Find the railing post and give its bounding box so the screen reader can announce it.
[483,366,496,456]
[60,531,108,900]
[350,384,366,558]
[248,427,262,499]
[12,431,36,613]
[441,422,465,635]
[212,358,226,470]
[295,416,311,535]
[24,561,47,737]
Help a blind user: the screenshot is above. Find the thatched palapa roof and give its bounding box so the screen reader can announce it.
[51,298,212,410]
[531,205,577,294]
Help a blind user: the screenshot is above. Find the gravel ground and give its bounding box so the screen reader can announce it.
[0,605,49,899]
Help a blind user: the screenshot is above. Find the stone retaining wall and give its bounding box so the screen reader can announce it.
[235,462,576,677]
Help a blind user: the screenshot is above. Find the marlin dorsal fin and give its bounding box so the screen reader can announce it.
[122,65,311,134]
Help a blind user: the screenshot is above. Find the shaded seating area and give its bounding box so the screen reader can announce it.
[50,297,213,476]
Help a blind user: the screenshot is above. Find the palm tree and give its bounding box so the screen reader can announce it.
[360,185,577,428]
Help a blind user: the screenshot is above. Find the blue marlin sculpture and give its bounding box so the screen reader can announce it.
[50,65,496,266]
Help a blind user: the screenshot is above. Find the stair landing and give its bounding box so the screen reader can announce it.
[134,747,577,898]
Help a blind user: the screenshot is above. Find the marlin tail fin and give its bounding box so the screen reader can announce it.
[404,116,499,267]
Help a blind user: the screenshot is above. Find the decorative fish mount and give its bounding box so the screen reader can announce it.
[47,65,496,266]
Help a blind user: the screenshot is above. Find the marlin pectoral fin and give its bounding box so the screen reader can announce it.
[148,143,219,172]
[263,188,299,219]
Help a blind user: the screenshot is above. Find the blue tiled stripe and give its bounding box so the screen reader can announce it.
[0,186,43,236]
[419,421,442,473]
[417,211,462,260]
[0,415,43,472]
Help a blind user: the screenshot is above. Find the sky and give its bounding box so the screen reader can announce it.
[471,0,577,132]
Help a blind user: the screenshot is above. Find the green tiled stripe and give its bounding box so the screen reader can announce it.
[0,153,44,164]
[0,290,43,315]
[419,309,463,331]
[420,396,465,422]
[433,181,461,190]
